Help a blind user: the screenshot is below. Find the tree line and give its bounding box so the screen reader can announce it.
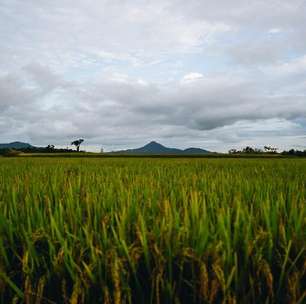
[0,138,85,156]
[229,146,306,156]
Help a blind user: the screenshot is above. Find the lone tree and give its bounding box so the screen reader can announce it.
[264,146,278,153]
[71,139,84,152]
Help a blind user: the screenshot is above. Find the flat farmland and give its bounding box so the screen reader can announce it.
[0,158,305,303]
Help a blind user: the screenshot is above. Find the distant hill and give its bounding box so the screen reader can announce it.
[0,142,34,149]
[183,147,211,154]
[112,141,210,155]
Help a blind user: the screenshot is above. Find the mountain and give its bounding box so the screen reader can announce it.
[182,147,210,154]
[112,141,210,155]
[0,142,34,150]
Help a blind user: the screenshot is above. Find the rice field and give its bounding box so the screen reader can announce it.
[0,157,305,303]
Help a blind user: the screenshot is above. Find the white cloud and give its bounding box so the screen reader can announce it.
[268,28,282,34]
[181,72,204,83]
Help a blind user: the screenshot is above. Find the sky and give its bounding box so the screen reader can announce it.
[0,0,306,152]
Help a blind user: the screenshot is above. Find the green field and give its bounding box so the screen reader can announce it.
[0,158,305,303]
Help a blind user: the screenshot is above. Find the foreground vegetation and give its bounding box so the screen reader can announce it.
[0,158,305,303]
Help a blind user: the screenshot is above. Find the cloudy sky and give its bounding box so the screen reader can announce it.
[1,0,306,152]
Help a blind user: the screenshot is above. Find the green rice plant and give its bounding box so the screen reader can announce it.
[0,158,305,303]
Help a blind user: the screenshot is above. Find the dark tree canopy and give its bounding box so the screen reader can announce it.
[71,139,84,152]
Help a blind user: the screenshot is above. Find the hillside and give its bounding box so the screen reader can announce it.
[0,141,34,149]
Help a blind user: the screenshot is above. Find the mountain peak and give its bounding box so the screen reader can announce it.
[145,141,164,147]
[112,141,210,155]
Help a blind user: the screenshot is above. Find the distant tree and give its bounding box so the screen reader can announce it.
[288,149,296,155]
[264,146,278,153]
[46,144,55,152]
[71,139,84,152]
[264,146,271,152]
[242,146,255,154]
[281,149,306,156]
[228,149,238,154]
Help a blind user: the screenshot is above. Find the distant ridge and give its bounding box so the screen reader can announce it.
[112,141,210,155]
[0,142,34,149]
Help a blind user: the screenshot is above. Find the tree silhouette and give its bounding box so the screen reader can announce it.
[71,139,84,152]
[264,146,278,153]
[228,149,238,154]
[46,144,55,151]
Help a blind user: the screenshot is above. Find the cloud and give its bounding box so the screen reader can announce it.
[0,61,305,151]
[268,28,282,34]
[181,73,204,83]
[0,0,305,151]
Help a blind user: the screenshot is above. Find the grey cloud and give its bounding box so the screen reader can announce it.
[2,64,305,149]
[0,1,306,150]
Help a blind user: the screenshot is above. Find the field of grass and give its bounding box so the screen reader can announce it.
[0,158,305,303]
